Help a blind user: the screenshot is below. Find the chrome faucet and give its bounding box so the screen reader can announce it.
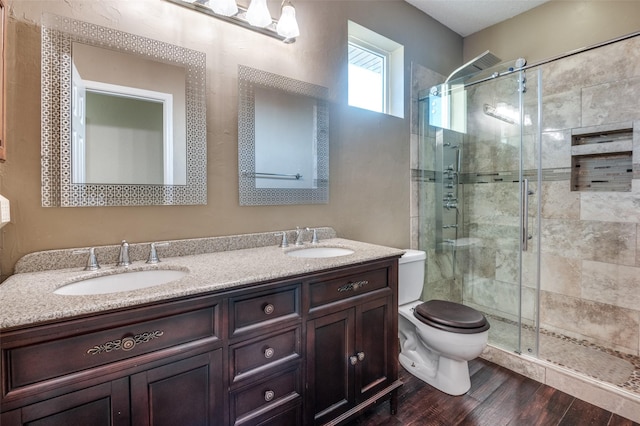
[117,240,131,267]
[294,227,319,245]
[295,227,307,246]
[310,228,319,244]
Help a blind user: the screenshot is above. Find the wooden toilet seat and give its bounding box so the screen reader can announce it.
[413,299,490,334]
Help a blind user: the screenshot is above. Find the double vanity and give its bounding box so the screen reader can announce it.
[0,229,404,425]
[8,8,402,425]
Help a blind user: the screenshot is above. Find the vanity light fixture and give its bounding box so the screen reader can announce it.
[210,0,238,16]
[166,0,300,43]
[246,0,272,27]
[276,1,299,39]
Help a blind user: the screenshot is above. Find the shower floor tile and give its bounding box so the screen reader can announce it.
[487,315,640,397]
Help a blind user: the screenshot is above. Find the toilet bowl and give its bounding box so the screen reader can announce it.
[398,250,489,396]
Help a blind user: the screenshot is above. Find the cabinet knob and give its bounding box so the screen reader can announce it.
[264,347,275,359]
[350,352,365,365]
[263,303,275,315]
[264,390,275,402]
[121,336,136,351]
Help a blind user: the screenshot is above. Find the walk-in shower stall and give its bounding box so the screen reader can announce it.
[414,32,640,404]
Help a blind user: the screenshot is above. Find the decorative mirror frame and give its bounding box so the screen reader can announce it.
[41,14,207,207]
[238,65,329,205]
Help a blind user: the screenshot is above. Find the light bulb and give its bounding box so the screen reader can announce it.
[210,0,238,17]
[246,0,272,28]
[276,3,299,39]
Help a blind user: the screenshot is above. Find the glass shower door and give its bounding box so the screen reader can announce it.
[422,65,541,355]
[427,65,540,355]
[453,69,540,355]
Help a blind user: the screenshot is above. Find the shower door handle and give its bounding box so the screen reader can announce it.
[522,179,533,251]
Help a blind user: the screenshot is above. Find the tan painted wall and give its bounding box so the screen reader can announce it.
[0,0,461,278]
[464,0,640,64]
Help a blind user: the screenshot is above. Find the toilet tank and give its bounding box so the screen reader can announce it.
[398,249,426,305]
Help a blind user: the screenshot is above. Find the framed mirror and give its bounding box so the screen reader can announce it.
[238,65,329,205]
[41,14,207,207]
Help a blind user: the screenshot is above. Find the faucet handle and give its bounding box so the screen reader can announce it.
[295,227,305,246]
[277,232,289,248]
[73,247,100,271]
[147,242,169,264]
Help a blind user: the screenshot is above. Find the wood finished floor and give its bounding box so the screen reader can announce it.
[348,359,640,426]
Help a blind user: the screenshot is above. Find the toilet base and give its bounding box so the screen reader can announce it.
[399,351,471,396]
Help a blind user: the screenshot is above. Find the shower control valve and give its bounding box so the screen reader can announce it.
[444,201,458,210]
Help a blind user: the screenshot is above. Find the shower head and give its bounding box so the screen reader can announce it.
[445,50,502,84]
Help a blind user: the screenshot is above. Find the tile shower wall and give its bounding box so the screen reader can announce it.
[536,35,640,356]
[410,35,640,357]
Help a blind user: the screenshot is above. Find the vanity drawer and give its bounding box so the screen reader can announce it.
[230,326,301,384]
[309,267,389,310]
[254,403,301,426]
[231,367,301,426]
[5,305,220,392]
[229,284,301,337]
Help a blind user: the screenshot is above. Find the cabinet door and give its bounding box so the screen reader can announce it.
[3,378,130,426]
[305,309,355,425]
[356,296,394,400]
[130,350,224,426]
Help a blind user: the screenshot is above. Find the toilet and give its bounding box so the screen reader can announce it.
[398,249,490,396]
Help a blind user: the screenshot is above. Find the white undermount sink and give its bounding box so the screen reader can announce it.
[286,247,354,258]
[54,269,188,296]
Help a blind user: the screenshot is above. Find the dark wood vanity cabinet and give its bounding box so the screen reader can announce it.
[2,351,223,426]
[305,264,400,425]
[0,294,225,426]
[0,257,400,426]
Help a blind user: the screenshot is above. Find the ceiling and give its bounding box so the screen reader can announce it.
[404,0,550,37]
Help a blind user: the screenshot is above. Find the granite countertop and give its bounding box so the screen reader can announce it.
[0,237,404,330]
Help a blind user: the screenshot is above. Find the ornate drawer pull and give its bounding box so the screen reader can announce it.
[86,330,164,355]
[264,347,275,359]
[263,303,275,315]
[337,280,369,293]
[264,390,275,402]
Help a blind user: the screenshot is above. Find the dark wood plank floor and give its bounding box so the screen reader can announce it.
[348,358,640,426]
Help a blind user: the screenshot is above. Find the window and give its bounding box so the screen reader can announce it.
[348,42,386,113]
[348,21,404,118]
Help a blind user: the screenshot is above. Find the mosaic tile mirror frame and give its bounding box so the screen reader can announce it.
[238,65,329,206]
[41,14,207,207]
